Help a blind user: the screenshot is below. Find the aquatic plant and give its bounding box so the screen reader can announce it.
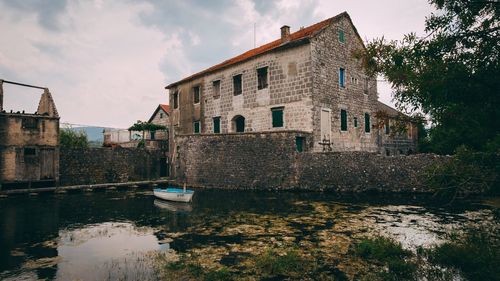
[253,247,310,278]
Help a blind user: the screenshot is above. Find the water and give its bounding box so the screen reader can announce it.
[0,189,497,280]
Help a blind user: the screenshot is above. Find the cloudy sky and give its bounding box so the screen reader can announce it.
[0,0,434,128]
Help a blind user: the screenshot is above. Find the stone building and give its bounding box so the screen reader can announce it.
[165,12,419,177]
[375,101,418,156]
[0,79,60,189]
[103,104,170,149]
[166,12,379,154]
[146,104,170,141]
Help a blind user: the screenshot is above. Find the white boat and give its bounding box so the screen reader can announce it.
[153,186,194,203]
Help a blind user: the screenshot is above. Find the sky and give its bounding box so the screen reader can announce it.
[0,0,434,128]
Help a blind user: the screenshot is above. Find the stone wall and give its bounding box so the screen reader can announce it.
[173,131,313,188]
[174,132,448,193]
[169,43,314,136]
[310,16,378,152]
[59,147,163,186]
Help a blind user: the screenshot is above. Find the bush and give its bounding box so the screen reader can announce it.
[427,228,500,281]
[425,146,498,201]
[59,129,89,148]
[355,237,417,281]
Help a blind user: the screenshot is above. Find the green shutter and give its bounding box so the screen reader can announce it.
[296,136,305,152]
[339,29,345,43]
[272,108,284,128]
[341,109,347,131]
[213,117,220,134]
[194,121,200,134]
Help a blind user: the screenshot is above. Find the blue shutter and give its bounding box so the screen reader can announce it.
[339,68,345,87]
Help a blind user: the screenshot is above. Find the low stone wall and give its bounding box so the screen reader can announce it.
[174,132,449,192]
[60,148,163,186]
[294,152,448,192]
[173,131,313,189]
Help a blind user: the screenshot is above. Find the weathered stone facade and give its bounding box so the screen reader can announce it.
[375,102,418,156]
[59,147,163,186]
[310,16,378,152]
[174,132,446,192]
[0,80,60,189]
[166,12,379,161]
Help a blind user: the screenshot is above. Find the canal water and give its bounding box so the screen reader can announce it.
[0,189,498,280]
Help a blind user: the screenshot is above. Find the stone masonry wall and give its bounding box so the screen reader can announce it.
[173,131,313,188]
[310,16,378,152]
[174,133,448,193]
[59,147,162,186]
[169,43,314,135]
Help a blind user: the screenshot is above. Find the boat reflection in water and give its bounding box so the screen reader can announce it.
[154,199,193,213]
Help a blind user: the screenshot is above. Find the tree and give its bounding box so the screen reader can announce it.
[60,129,89,148]
[359,0,500,154]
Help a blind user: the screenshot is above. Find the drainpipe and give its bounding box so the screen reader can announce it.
[0,79,3,112]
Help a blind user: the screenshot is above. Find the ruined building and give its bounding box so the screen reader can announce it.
[165,12,417,176]
[0,79,60,189]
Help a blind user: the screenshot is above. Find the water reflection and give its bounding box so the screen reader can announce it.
[55,222,159,281]
[0,190,497,280]
[154,199,193,213]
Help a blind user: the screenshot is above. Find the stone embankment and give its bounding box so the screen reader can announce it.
[173,132,449,192]
[60,147,164,186]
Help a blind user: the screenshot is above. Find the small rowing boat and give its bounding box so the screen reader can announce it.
[153,184,194,203]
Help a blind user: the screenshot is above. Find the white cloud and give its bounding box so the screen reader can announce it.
[0,0,179,128]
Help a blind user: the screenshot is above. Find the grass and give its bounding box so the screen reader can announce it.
[254,247,309,278]
[426,228,500,281]
[162,257,233,281]
[355,237,417,281]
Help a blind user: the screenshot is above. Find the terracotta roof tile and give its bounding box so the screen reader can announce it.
[160,104,170,113]
[166,12,349,89]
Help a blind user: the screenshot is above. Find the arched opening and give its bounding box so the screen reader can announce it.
[232,115,245,133]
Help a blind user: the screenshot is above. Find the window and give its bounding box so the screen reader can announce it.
[193,121,200,134]
[354,117,358,128]
[150,131,155,140]
[257,67,268,90]
[173,91,179,109]
[193,86,200,104]
[296,136,305,152]
[340,109,347,131]
[338,29,345,43]
[24,148,36,156]
[232,115,245,132]
[364,113,371,133]
[233,74,242,95]
[22,118,38,129]
[385,120,390,134]
[213,117,220,134]
[160,113,163,119]
[272,107,284,128]
[213,80,221,99]
[339,68,345,88]
[364,78,369,95]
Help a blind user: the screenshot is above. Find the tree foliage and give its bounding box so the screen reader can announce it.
[359,0,500,154]
[128,120,167,132]
[59,129,89,149]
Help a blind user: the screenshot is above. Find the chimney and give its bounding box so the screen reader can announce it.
[280,25,290,42]
[0,79,3,112]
